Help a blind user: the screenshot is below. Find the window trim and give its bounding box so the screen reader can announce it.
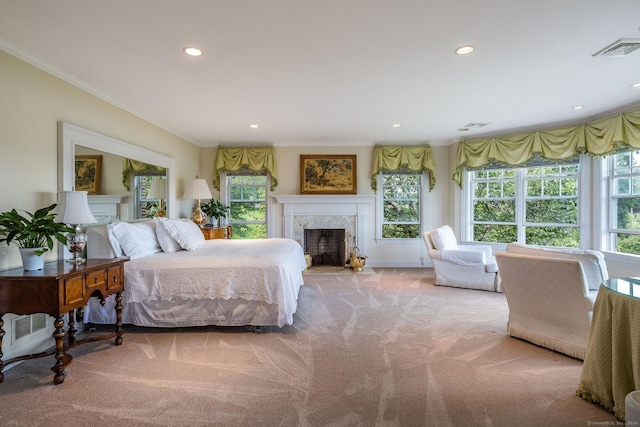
[221,171,271,238]
[460,154,591,248]
[375,171,429,242]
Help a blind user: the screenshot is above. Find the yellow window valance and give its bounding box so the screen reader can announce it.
[122,159,166,191]
[213,146,278,190]
[454,107,640,187]
[371,145,436,191]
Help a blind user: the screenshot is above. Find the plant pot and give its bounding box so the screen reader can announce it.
[19,248,46,271]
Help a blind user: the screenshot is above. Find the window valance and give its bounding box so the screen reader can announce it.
[453,107,640,187]
[213,146,278,190]
[371,145,436,191]
[122,159,166,191]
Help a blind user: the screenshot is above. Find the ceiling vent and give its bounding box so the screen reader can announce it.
[463,122,489,128]
[592,38,640,57]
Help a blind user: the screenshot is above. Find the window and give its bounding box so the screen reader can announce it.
[134,175,165,219]
[226,173,268,239]
[378,172,424,239]
[469,159,581,246]
[609,150,640,255]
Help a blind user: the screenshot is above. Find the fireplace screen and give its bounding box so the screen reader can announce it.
[304,229,346,266]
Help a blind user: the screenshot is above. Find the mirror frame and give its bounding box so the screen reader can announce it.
[58,121,176,217]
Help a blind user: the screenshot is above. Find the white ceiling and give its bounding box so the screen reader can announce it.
[1,0,639,147]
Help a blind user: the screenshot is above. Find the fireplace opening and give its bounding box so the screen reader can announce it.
[304,229,345,266]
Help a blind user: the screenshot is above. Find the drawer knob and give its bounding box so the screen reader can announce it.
[94,277,98,284]
[113,276,118,282]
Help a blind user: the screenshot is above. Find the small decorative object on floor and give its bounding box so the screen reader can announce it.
[349,247,367,272]
[304,252,312,269]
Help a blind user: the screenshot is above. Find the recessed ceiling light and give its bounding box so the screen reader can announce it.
[183,47,202,57]
[391,123,401,128]
[633,82,640,88]
[250,124,259,128]
[573,106,584,110]
[458,128,470,132]
[455,45,474,55]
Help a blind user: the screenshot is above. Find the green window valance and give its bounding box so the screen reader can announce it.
[371,145,436,191]
[454,107,640,187]
[213,146,278,190]
[122,159,166,191]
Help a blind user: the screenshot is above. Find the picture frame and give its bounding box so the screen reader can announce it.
[75,155,102,195]
[300,154,357,195]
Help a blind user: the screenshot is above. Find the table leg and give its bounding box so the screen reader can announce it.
[67,310,76,347]
[0,314,5,383]
[51,316,71,385]
[114,292,123,346]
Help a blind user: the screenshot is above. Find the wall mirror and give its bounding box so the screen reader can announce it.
[58,122,176,220]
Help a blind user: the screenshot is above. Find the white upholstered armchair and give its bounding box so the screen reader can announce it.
[495,243,608,360]
[422,225,500,292]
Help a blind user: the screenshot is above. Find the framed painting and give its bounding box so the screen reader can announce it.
[75,155,102,195]
[300,154,357,194]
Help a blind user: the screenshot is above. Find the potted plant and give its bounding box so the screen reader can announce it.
[0,203,75,270]
[201,199,230,227]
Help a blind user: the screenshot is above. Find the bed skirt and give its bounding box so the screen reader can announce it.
[84,293,296,328]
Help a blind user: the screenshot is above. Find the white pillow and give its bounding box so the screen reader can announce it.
[106,223,125,258]
[156,218,184,253]
[430,225,458,250]
[109,220,162,259]
[159,218,205,251]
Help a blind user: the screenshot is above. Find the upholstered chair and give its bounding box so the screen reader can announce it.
[495,244,607,360]
[422,225,500,292]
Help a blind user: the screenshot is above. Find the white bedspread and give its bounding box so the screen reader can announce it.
[92,238,306,328]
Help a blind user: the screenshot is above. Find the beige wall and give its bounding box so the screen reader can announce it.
[199,145,457,265]
[0,50,201,270]
[0,48,460,271]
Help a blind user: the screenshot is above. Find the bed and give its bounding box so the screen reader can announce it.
[84,219,306,328]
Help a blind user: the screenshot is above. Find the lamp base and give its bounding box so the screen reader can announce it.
[190,209,208,227]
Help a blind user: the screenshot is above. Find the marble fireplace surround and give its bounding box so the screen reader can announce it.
[273,195,374,257]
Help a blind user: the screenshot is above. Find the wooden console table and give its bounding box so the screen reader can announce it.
[0,257,128,385]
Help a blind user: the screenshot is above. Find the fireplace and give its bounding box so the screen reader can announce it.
[274,195,374,263]
[304,229,346,266]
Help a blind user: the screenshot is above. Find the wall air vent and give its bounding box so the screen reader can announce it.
[13,314,47,341]
[592,39,640,57]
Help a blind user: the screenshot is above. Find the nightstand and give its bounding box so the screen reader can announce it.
[0,257,128,385]
[201,225,232,239]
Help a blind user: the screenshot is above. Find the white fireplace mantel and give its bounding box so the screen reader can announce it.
[273,195,374,255]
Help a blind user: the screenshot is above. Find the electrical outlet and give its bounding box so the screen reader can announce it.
[420,256,424,266]
[0,242,8,260]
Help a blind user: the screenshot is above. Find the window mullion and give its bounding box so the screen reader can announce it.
[516,168,526,243]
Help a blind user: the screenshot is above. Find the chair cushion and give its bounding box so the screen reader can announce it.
[430,225,458,250]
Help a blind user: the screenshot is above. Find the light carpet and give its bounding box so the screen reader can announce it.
[0,268,615,426]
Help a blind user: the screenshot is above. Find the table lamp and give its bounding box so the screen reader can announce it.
[183,177,212,227]
[56,191,97,263]
[147,178,167,218]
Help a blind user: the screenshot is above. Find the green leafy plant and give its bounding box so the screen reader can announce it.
[0,203,75,255]
[201,199,230,224]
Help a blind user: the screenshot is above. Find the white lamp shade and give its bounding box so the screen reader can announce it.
[183,178,212,199]
[148,179,167,199]
[56,191,97,225]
